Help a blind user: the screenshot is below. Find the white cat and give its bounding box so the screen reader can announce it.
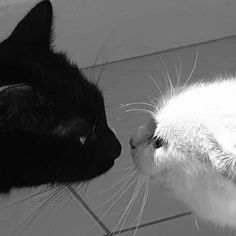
[130,78,236,228]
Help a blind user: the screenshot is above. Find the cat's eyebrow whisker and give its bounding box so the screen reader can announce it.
[124,109,155,116]
[174,62,182,89]
[184,47,199,87]
[146,74,165,104]
[112,175,143,235]
[159,56,175,97]
[176,52,182,88]
[147,96,161,113]
[120,102,156,109]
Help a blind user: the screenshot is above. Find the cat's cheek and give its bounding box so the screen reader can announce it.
[140,145,167,182]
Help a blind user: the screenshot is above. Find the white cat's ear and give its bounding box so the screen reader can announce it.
[8,0,54,51]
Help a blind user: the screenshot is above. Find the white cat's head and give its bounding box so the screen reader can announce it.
[130,79,236,189]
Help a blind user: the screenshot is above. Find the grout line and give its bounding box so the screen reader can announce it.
[66,185,111,235]
[103,211,192,235]
[82,34,236,70]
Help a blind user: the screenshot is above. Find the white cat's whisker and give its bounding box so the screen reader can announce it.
[87,167,136,201]
[88,175,139,234]
[133,181,149,236]
[90,171,137,212]
[113,165,133,173]
[195,217,200,232]
[120,102,156,109]
[112,175,143,235]
[183,47,199,87]
[124,109,155,116]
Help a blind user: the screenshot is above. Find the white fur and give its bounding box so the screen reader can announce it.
[130,78,236,228]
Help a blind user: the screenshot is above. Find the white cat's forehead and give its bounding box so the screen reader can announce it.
[156,79,236,123]
[153,79,236,139]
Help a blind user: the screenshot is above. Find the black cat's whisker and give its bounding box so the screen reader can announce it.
[75,182,89,193]
[14,186,62,234]
[111,175,143,236]
[183,47,199,87]
[0,185,54,210]
[146,74,165,104]
[86,47,103,84]
[0,112,14,127]
[133,181,149,236]
[120,102,156,109]
[41,185,72,216]
[14,186,66,234]
[96,64,107,87]
[2,186,57,227]
[159,56,175,97]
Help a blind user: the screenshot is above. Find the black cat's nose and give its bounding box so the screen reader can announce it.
[114,138,122,159]
[103,131,121,160]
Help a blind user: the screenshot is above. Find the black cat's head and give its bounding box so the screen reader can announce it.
[0,0,121,193]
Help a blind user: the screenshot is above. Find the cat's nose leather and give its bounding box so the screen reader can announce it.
[113,137,122,159]
[104,132,121,160]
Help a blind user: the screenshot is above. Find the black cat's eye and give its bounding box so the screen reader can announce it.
[91,116,98,135]
[153,137,165,149]
[77,117,98,145]
[79,136,87,145]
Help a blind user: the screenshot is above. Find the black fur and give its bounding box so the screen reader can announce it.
[0,0,121,194]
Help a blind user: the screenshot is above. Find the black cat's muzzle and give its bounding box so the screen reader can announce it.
[103,132,121,161]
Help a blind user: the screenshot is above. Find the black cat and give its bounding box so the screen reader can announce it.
[0,0,121,194]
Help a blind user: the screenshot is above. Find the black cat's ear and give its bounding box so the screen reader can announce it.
[9,0,53,51]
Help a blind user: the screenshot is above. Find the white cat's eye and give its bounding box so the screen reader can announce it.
[153,137,165,149]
